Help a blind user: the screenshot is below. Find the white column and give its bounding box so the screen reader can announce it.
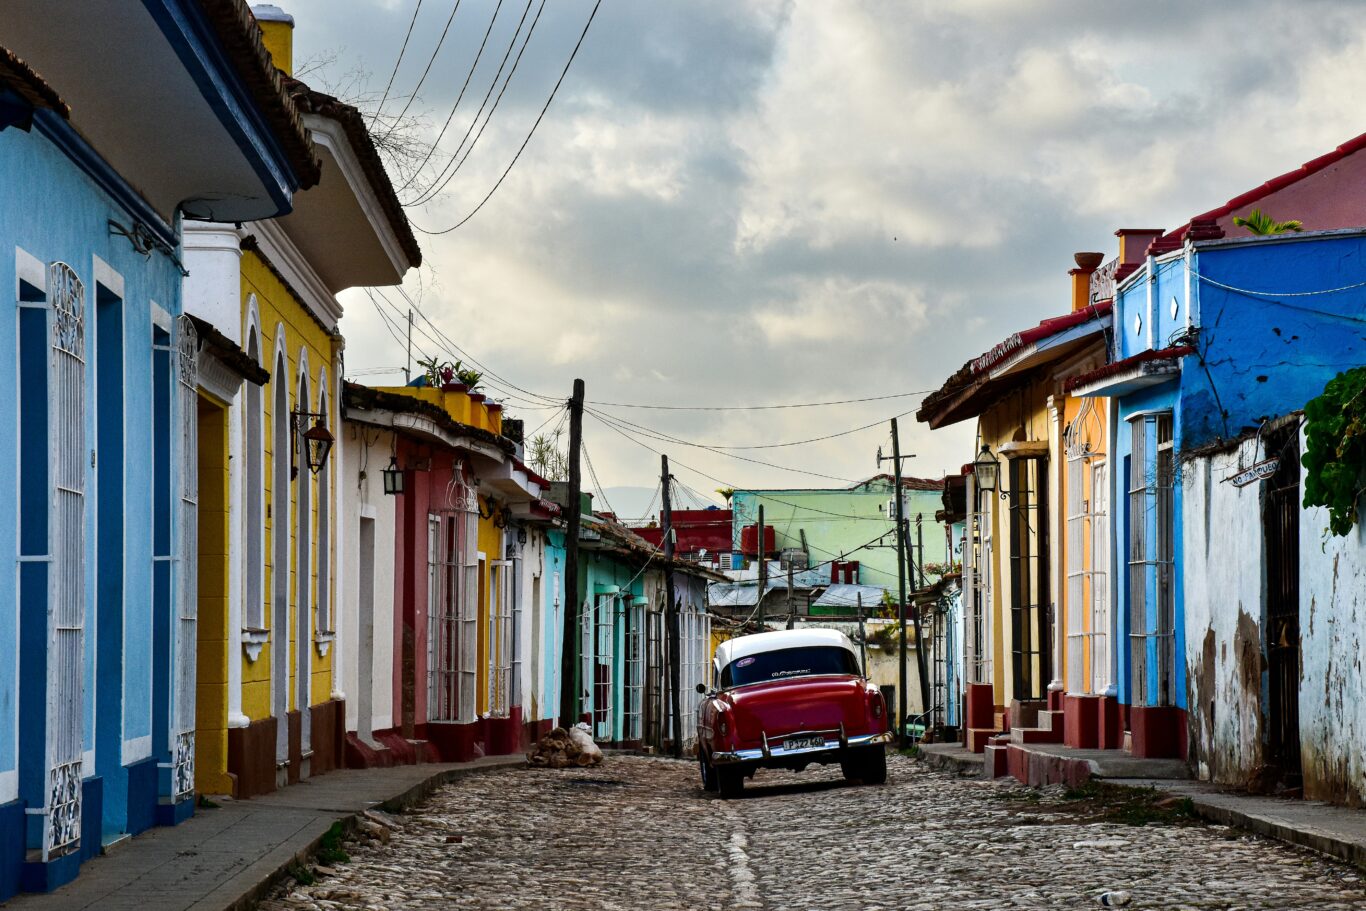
[227,391,248,728]
[330,357,346,702]
[1047,395,1065,696]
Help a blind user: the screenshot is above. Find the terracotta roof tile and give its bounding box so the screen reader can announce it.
[0,47,67,120]
[1062,345,1194,394]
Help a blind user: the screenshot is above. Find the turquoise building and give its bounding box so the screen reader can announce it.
[0,2,315,896]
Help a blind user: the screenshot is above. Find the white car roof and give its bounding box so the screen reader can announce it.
[713,628,857,668]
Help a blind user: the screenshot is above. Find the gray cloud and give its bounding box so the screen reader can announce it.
[289,0,1366,492]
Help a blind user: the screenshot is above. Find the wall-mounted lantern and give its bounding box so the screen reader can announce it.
[972,444,999,494]
[291,409,335,479]
[382,456,404,496]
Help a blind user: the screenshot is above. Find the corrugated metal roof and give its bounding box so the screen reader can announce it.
[812,584,888,608]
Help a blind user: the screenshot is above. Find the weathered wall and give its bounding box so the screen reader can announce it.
[1180,439,1267,786]
[1298,427,1366,807]
[339,425,396,738]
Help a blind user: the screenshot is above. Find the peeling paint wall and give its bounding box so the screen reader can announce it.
[1181,439,1266,787]
[1298,423,1366,807]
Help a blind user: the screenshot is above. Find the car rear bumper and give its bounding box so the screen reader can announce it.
[711,730,892,765]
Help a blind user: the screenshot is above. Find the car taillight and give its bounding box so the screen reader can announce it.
[872,700,883,718]
[718,718,729,737]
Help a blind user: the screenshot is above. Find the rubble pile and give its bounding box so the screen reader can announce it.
[526,723,603,768]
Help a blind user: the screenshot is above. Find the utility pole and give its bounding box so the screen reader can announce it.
[661,455,682,759]
[559,380,584,727]
[856,592,867,677]
[756,504,767,628]
[785,560,796,630]
[905,517,930,731]
[404,309,413,383]
[891,420,910,748]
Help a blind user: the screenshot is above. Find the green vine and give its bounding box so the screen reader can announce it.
[1303,366,1366,536]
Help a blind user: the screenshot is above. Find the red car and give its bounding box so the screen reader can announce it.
[696,629,891,798]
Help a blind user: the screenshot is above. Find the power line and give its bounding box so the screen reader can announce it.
[390,0,467,129]
[587,407,856,484]
[406,0,543,208]
[586,389,936,412]
[411,0,604,234]
[369,0,426,128]
[580,438,615,516]
[590,404,921,450]
[396,0,508,193]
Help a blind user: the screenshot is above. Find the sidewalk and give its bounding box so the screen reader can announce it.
[1115,778,1366,871]
[918,744,1366,872]
[4,756,524,911]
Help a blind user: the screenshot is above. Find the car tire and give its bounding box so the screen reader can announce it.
[842,746,887,785]
[860,746,888,785]
[700,755,719,792]
[717,766,744,799]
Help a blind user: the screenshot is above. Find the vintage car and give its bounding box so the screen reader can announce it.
[696,628,891,797]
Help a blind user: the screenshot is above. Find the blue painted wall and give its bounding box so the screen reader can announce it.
[542,530,566,722]
[0,105,182,883]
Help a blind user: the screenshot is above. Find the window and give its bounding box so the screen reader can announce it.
[243,323,265,631]
[964,474,992,685]
[622,598,644,741]
[720,645,860,688]
[488,560,513,718]
[592,594,616,740]
[1008,455,1050,700]
[173,315,198,799]
[426,478,479,723]
[315,388,331,635]
[1064,399,1109,697]
[1128,413,1175,707]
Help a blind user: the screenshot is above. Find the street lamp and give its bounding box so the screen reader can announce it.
[972,444,999,494]
[382,456,404,496]
[290,409,335,479]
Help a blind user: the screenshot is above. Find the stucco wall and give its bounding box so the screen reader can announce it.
[339,425,396,737]
[1181,439,1267,786]
[1298,436,1366,807]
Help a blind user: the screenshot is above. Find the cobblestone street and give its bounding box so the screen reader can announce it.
[262,755,1366,911]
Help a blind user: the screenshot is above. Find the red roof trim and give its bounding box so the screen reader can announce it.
[1167,131,1366,244]
[1063,345,1194,393]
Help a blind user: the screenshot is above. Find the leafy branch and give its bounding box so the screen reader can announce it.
[1303,366,1366,536]
[1232,208,1303,236]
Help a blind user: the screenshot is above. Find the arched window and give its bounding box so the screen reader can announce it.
[271,345,290,759]
[244,322,264,631]
[295,369,312,720]
[315,384,331,635]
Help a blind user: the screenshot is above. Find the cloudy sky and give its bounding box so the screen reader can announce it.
[288,0,1366,513]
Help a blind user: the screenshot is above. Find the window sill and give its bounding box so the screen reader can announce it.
[242,627,269,662]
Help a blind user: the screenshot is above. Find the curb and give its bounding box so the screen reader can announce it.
[222,757,526,911]
[915,749,985,779]
[1108,782,1366,873]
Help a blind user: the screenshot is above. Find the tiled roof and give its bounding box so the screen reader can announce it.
[202,0,320,188]
[0,47,67,119]
[1160,132,1366,248]
[185,314,270,385]
[917,302,1112,421]
[343,381,516,454]
[1062,345,1194,394]
[283,78,422,269]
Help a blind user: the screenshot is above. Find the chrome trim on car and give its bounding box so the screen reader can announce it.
[711,730,892,764]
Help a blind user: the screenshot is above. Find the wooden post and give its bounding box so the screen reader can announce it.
[558,380,584,726]
[756,503,766,627]
[892,418,910,748]
[661,456,682,758]
[785,560,796,630]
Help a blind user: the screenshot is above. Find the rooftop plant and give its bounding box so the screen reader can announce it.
[1302,366,1366,536]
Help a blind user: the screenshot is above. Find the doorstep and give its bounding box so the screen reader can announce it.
[918,742,986,777]
[1114,778,1366,872]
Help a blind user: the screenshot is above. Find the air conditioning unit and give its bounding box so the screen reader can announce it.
[885,499,897,516]
[719,552,743,571]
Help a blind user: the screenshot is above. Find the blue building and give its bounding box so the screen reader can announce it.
[1068,223,1366,761]
[0,1,316,895]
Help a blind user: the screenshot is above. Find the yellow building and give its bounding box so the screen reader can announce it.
[183,4,420,797]
[917,252,1111,760]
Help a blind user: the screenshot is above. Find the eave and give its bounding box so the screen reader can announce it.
[1065,346,1193,398]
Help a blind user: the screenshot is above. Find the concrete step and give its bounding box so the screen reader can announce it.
[966,727,997,753]
[1010,724,1065,745]
[983,744,1009,779]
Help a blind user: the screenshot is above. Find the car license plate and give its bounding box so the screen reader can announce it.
[783,735,824,752]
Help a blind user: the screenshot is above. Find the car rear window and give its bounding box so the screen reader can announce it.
[721,646,860,688]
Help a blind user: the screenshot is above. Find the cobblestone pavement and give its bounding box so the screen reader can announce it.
[261,755,1366,910]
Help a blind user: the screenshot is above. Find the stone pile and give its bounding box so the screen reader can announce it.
[526,723,603,768]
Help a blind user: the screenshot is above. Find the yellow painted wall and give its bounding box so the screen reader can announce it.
[1058,393,1108,694]
[976,379,1052,708]
[239,250,339,722]
[195,396,235,794]
[476,511,501,713]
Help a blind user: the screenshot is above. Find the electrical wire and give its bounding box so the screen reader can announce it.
[589,404,921,450]
[396,0,507,192]
[587,407,856,484]
[369,0,426,128]
[580,438,616,516]
[587,389,937,412]
[405,0,544,208]
[390,0,467,129]
[411,0,603,234]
